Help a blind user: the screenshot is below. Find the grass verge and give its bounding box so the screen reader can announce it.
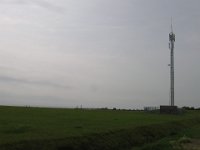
[138,124,200,150]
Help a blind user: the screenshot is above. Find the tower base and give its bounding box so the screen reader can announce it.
[160,105,178,114]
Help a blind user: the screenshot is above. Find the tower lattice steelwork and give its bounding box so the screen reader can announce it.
[169,23,175,106]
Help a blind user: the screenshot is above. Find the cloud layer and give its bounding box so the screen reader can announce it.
[0,0,200,109]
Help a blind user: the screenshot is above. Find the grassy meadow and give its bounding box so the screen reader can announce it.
[0,106,200,150]
[137,124,200,150]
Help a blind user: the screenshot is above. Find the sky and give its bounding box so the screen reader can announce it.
[0,0,200,109]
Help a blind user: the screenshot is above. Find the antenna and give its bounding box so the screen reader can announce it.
[171,17,173,33]
[169,19,175,106]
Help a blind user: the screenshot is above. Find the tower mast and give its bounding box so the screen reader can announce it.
[169,21,175,106]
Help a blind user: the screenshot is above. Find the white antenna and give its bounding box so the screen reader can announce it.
[171,17,173,33]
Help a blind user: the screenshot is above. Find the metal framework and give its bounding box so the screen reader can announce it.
[169,23,175,106]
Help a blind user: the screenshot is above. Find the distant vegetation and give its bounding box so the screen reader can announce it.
[0,106,200,150]
[182,106,200,110]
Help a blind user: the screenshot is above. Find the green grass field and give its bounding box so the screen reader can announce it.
[0,106,200,150]
[135,121,200,150]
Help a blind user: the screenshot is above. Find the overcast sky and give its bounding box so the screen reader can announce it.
[0,0,200,109]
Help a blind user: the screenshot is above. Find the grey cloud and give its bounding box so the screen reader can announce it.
[0,75,72,89]
[0,0,64,13]
[30,0,64,13]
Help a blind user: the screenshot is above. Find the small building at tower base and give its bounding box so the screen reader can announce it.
[160,105,178,114]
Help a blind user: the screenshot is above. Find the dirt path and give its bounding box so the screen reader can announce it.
[182,139,200,150]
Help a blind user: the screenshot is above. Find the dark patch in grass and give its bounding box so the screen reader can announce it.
[74,126,83,129]
[3,125,31,134]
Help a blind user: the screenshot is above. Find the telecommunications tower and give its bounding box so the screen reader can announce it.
[169,21,175,106]
[160,21,177,114]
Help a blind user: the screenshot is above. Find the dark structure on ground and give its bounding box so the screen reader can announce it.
[160,105,178,114]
